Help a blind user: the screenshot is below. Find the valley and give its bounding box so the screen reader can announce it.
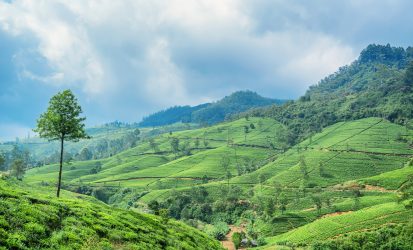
[1,44,413,249]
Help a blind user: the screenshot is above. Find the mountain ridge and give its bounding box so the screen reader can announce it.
[139,90,286,127]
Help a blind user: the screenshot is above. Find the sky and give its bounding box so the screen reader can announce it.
[1,0,413,141]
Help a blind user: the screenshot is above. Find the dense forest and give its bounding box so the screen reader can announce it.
[139,91,285,127]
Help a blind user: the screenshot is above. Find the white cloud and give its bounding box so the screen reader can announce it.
[277,34,356,87]
[144,38,189,106]
[4,0,408,125]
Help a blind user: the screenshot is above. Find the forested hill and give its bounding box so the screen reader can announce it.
[138,90,285,127]
[239,44,413,144]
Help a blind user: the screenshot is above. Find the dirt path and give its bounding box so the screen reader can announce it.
[321,211,353,219]
[364,184,395,193]
[221,225,245,250]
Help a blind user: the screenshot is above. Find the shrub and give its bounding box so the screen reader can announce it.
[232,232,242,249]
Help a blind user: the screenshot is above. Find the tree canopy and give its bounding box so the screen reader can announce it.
[34,90,89,141]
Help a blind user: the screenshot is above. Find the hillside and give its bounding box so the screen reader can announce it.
[24,116,413,248]
[0,122,196,168]
[239,44,413,144]
[25,117,283,189]
[19,44,413,249]
[139,90,285,127]
[0,177,223,250]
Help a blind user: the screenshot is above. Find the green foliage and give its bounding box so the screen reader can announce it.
[0,179,223,250]
[139,91,285,127]
[0,154,5,171]
[34,90,88,142]
[34,90,89,197]
[139,104,208,127]
[266,202,410,246]
[312,222,413,250]
[238,44,413,144]
[170,137,180,156]
[232,232,242,249]
[10,159,26,180]
[206,222,229,240]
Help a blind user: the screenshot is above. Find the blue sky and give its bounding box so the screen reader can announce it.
[1,0,413,141]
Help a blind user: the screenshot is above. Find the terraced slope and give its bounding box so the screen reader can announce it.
[231,117,413,188]
[23,117,413,249]
[263,202,412,248]
[132,117,413,242]
[25,117,283,190]
[0,178,223,250]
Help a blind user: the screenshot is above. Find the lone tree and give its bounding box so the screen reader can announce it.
[0,154,5,171]
[34,90,89,197]
[10,159,26,180]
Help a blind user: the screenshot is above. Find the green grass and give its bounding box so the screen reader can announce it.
[230,118,412,189]
[265,202,412,246]
[25,117,282,188]
[360,165,413,189]
[23,117,413,249]
[0,177,223,250]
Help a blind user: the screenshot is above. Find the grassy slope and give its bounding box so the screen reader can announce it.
[263,202,412,247]
[0,178,223,250]
[142,117,412,202]
[133,117,413,241]
[23,117,413,248]
[231,117,413,188]
[26,117,281,189]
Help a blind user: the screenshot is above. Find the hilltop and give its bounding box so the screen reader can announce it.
[239,44,413,143]
[139,90,286,127]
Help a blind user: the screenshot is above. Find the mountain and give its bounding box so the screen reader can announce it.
[12,44,413,249]
[239,44,413,144]
[139,90,286,127]
[139,103,210,127]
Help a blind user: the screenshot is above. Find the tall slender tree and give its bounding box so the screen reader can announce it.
[0,154,5,171]
[34,90,89,197]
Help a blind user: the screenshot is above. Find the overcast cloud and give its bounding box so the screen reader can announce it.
[1,0,413,141]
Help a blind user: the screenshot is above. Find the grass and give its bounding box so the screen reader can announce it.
[22,117,413,249]
[25,117,282,188]
[360,164,413,189]
[265,202,412,246]
[0,177,223,250]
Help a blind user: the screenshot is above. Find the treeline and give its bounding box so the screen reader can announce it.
[45,128,142,164]
[100,120,140,128]
[139,90,285,127]
[0,145,34,180]
[234,44,413,145]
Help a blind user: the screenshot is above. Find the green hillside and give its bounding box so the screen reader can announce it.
[239,44,413,144]
[0,178,223,250]
[23,115,413,249]
[17,44,413,249]
[262,202,413,249]
[232,117,413,188]
[0,122,197,168]
[25,117,282,188]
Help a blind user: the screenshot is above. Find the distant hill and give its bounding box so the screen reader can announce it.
[138,103,209,127]
[139,90,286,127]
[239,44,413,143]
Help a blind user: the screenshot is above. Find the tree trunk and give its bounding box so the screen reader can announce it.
[57,137,64,197]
